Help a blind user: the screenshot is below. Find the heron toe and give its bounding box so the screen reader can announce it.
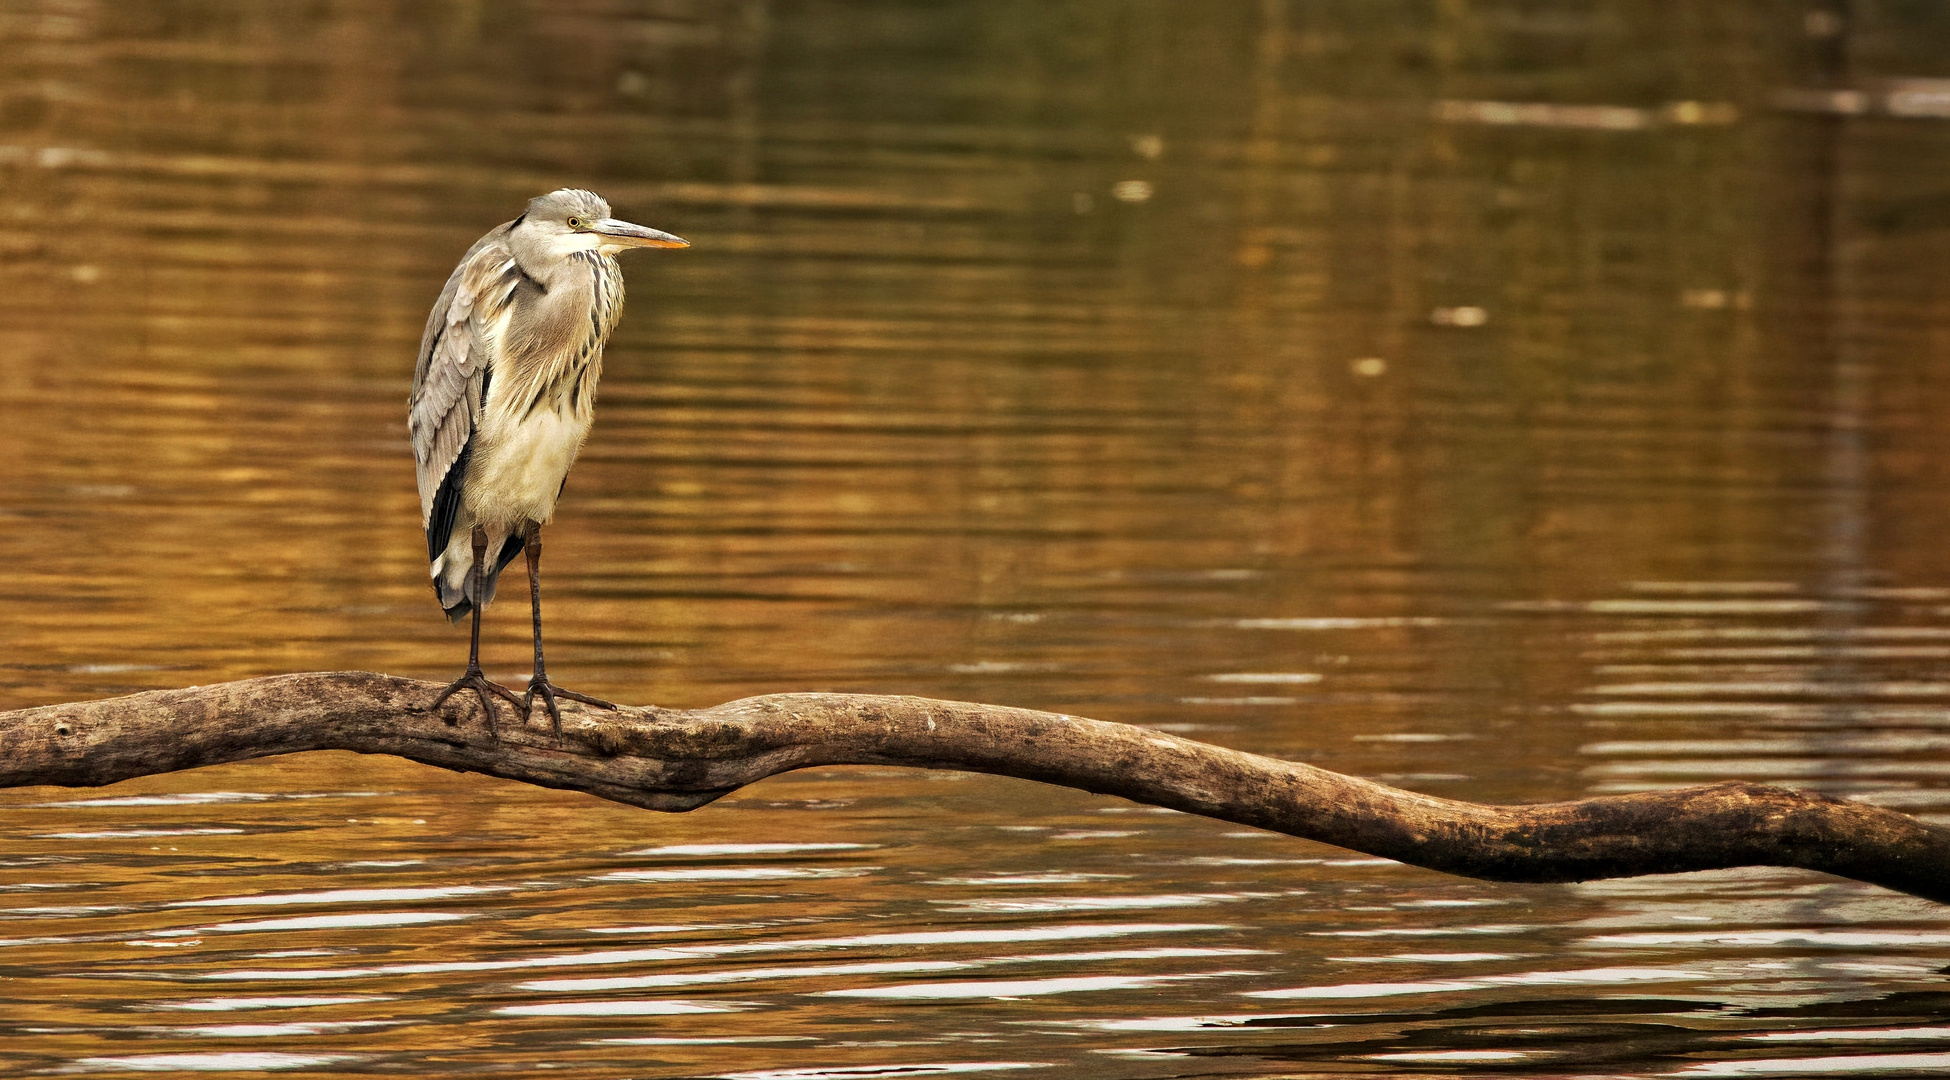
[525,676,617,735]
[430,669,527,735]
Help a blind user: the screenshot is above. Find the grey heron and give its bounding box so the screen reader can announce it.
[408,188,688,732]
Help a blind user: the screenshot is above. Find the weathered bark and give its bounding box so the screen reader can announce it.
[4,671,1947,902]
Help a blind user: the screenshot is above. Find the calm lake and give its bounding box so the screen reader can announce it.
[5,2,1950,1076]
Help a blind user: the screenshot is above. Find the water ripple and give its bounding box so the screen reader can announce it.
[64,1053,360,1072]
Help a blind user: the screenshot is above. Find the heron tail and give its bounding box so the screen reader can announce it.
[435,532,525,623]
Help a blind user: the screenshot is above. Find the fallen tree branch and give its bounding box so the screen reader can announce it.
[4,672,1946,902]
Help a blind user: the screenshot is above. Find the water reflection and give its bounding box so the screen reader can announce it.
[6,0,1950,1076]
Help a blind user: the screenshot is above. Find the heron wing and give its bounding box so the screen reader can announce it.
[407,224,522,559]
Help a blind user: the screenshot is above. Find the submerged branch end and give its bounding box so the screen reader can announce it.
[4,671,1946,903]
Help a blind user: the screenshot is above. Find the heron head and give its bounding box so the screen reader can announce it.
[515,188,689,260]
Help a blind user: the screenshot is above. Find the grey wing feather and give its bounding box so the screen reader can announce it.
[407,225,521,535]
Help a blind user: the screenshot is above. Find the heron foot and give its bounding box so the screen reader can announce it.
[524,676,618,736]
[430,667,526,736]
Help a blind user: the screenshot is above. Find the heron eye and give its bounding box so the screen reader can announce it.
[567,216,584,229]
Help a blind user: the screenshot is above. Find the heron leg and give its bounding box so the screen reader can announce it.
[520,520,617,735]
[430,525,525,734]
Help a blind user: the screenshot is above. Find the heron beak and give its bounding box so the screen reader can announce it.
[591,219,689,249]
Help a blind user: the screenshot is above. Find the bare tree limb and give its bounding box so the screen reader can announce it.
[4,672,1947,902]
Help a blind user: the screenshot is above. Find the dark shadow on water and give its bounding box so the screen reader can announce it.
[1158,990,1950,1073]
